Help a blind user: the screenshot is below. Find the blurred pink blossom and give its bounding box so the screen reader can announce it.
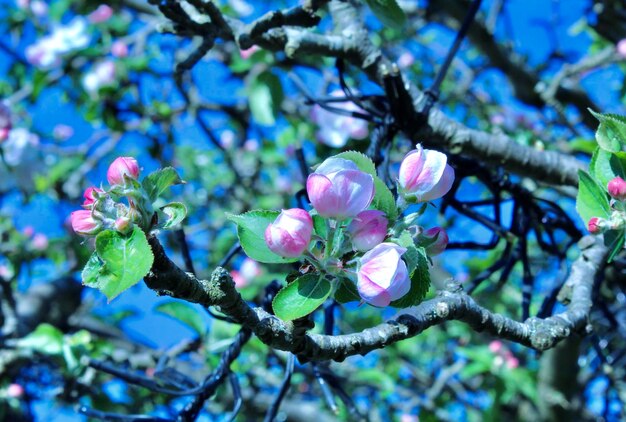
[7,384,24,398]
[397,52,414,68]
[83,60,117,95]
[0,101,10,141]
[26,18,90,69]
[111,41,129,58]
[489,340,502,353]
[88,5,113,24]
[310,90,369,148]
[53,124,74,140]
[32,233,49,250]
[23,226,35,237]
[240,46,260,59]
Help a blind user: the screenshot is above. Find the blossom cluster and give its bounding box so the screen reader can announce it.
[263,145,454,307]
[70,157,145,237]
[587,176,626,234]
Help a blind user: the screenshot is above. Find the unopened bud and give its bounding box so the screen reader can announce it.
[114,216,133,234]
[608,176,626,201]
[587,217,605,234]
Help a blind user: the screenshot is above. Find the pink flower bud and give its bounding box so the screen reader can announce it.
[357,243,410,307]
[488,340,503,353]
[7,383,24,398]
[306,157,375,219]
[111,41,128,58]
[587,217,604,234]
[398,145,455,202]
[70,210,101,236]
[106,157,139,186]
[114,216,133,234]
[83,187,103,208]
[419,227,449,256]
[88,5,113,23]
[31,233,49,250]
[618,39,626,59]
[506,356,519,369]
[264,208,313,258]
[347,210,388,251]
[23,226,35,237]
[608,176,626,201]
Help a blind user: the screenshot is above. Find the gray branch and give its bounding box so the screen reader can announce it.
[144,235,607,362]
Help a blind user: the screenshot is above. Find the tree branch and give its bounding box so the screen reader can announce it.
[144,235,607,362]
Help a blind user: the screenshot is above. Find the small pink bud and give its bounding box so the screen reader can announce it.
[398,145,455,202]
[310,90,369,148]
[70,210,101,236]
[7,383,24,398]
[239,258,262,280]
[111,41,128,58]
[357,243,410,307]
[347,210,388,251]
[419,227,449,256]
[608,176,626,201]
[23,226,35,237]
[489,340,503,353]
[618,39,626,59]
[306,157,375,219]
[114,216,133,234]
[88,4,113,23]
[506,356,519,369]
[83,187,103,208]
[587,217,604,234]
[31,233,49,250]
[264,208,313,258]
[106,157,139,186]
[265,208,313,258]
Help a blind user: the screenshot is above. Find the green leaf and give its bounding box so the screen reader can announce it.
[226,210,298,264]
[82,252,103,287]
[363,0,407,29]
[334,151,398,219]
[576,170,610,226]
[334,277,361,304]
[155,301,206,336]
[590,148,626,190]
[248,71,284,126]
[589,109,626,152]
[90,227,154,301]
[17,323,64,355]
[312,214,328,239]
[604,230,625,263]
[272,274,331,321]
[160,202,187,229]
[391,247,430,308]
[142,167,184,203]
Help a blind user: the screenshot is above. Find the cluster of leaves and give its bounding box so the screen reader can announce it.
[81,168,186,301]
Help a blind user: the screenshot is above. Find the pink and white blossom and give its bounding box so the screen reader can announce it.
[264,208,313,258]
[306,157,375,219]
[357,243,410,307]
[398,144,455,202]
[83,60,117,96]
[25,18,90,69]
[347,210,388,251]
